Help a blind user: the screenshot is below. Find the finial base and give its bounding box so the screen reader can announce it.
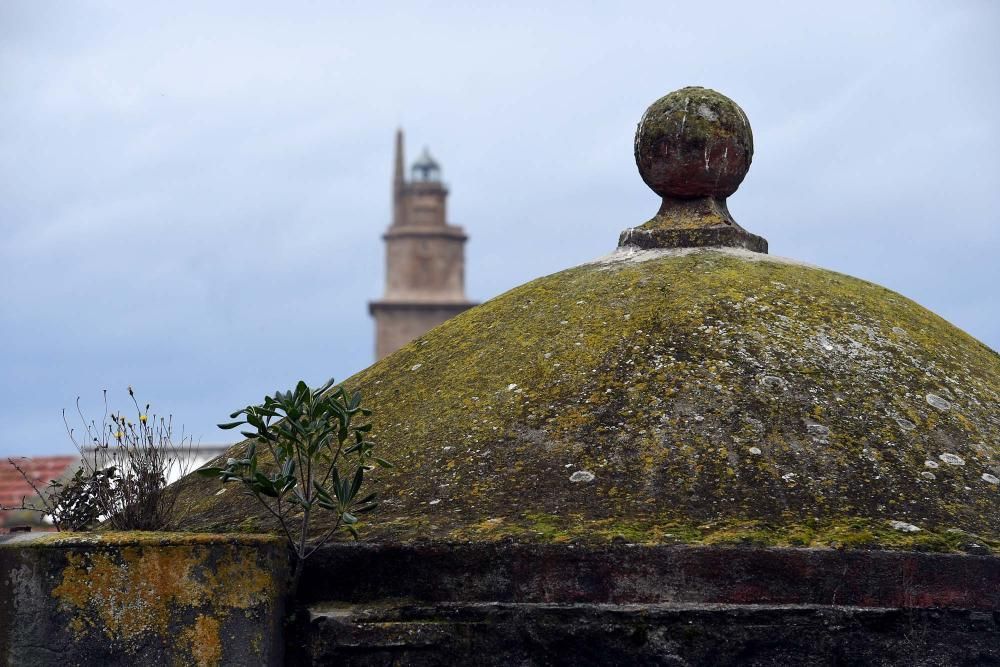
[618,196,768,253]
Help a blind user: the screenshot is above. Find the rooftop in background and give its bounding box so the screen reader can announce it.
[0,456,78,530]
[0,444,234,532]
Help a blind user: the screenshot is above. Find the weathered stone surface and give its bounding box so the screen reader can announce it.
[295,543,1000,610]
[635,87,752,200]
[368,301,474,364]
[291,601,1000,666]
[174,247,1000,551]
[0,532,288,666]
[626,86,767,250]
[287,543,1000,664]
[618,198,768,253]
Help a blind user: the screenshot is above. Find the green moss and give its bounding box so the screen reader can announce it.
[171,248,1000,551]
[458,513,999,553]
[640,87,750,152]
[236,517,263,533]
[1,531,281,549]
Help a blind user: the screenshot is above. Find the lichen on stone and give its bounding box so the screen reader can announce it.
[181,614,223,667]
[40,533,283,663]
[170,248,1000,552]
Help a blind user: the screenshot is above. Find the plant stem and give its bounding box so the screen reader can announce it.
[290,549,307,598]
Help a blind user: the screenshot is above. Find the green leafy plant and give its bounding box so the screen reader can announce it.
[199,378,390,588]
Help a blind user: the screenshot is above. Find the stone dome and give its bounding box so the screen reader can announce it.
[174,88,1000,553]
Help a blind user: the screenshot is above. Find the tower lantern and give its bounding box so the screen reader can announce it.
[410,148,441,183]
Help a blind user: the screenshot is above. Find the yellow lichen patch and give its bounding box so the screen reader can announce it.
[203,548,278,609]
[49,540,279,657]
[52,548,198,641]
[181,614,222,667]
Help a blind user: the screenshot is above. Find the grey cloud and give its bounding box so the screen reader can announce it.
[1,1,997,455]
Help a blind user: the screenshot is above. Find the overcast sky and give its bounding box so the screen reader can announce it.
[2,1,998,457]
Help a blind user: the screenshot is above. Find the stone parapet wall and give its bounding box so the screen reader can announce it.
[294,601,1000,666]
[297,542,1000,609]
[0,532,288,667]
[287,543,1000,665]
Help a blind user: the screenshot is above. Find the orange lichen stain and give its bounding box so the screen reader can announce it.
[49,542,276,652]
[181,614,222,667]
[68,616,86,636]
[203,549,276,609]
[52,547,200,642]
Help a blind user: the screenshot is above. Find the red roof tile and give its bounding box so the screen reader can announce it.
[0,456,79,517]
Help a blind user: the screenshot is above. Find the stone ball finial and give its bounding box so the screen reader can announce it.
[620,87,766,253]
[634,87,753,199]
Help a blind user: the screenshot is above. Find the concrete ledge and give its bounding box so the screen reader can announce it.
[300,542,1000,610]
[0,531,288,667]
[294,600,1000,666]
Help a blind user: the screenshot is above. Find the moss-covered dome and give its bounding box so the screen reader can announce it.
[173,88,1000,552]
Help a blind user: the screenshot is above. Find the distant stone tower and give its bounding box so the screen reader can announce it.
[368,130,476,360]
